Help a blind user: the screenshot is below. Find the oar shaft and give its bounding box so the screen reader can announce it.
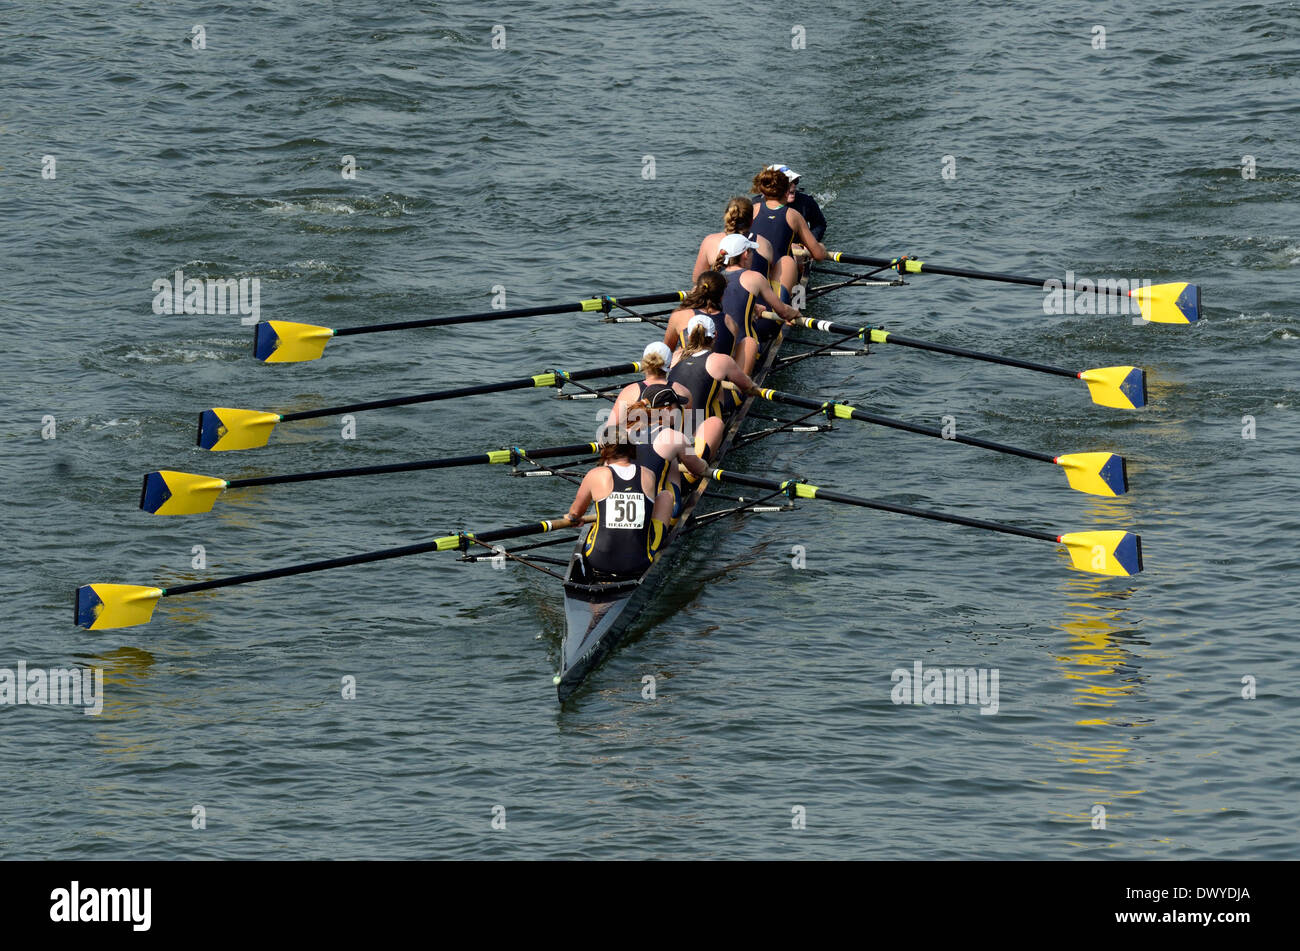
[228,442,598,488]
[761,390,1053,463]
[332,292,684,337]
[709,469,1057,543]
[832,252,1047,289]
[279,362,640,422]
[165,517,590,596]
[880,331,1079,380]
[795,318,1078,380]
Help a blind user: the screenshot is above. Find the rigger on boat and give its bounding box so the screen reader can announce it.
[76,161,1203,703]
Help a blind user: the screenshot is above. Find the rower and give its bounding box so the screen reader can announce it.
[607,341,692,430]
[565,428,671,580]
[626,383,708,520]
[666,313,761,466]
[749,166,827,302]
[753,164,826,243]
[715,232,800,374]
[691,197,777,283]
[664,272,726,357]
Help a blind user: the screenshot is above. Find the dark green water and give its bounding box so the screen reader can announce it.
[2,1,1297,858]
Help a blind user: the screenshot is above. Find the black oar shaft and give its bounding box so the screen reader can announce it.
[279,362,639,422]
[834,252,1046,287]
[227,442,598,488]
[164,519,585,596]
[798,318,1077,380]
[881,332,1078,379]
[763,390,1053,463]
[332,292,684,337]
[710,469,1057,543]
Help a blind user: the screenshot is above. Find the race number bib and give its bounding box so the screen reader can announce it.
[603,491,646,530]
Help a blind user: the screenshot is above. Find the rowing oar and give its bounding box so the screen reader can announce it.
[142,441,600,515]
[74,515,595,630]
[827,252,1200,324]
[198,361,641,451]
[786,316,1146,409]
[707,469,1142,577]
[254,290,686,363]
[758,388,1127,497]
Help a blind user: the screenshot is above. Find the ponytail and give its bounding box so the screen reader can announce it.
[722,196,753,234]
[683,322,712,355]
[751,167,791,199]
[681,271,726,310]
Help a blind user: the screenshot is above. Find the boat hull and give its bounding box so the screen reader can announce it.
[555,279,802,701]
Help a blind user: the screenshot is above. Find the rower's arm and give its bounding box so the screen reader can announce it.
[791,210,827,260]
[605,384,634,430]
[723,359,758,396]
[751,272,800,321]
[565,474,595,523]
[662,311,684,351]
[691,238,712,282]
[678,435,709,477]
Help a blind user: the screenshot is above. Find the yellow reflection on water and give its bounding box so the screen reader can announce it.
[1033,576,1151,828]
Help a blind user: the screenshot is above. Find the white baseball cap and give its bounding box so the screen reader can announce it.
[685,314,716,339]
[766,163,802,182]
[718,232,759,261]
[642,341,672,366]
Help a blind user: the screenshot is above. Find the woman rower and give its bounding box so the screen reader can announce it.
[626,383,708,521]
[714,232,800,374]
[750,166,827,302]
[691,197,777,283]
[664,271,726,356]
[666,313,761,466]
[607,341,692,430]
[565,427,672,580]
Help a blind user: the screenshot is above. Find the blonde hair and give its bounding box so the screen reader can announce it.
[722,196,753,234]
[682,321,713,356]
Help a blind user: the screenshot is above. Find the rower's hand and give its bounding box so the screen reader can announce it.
[781,304,801,323]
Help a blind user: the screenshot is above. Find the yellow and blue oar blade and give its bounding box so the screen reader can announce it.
[1129,282,1200,324]
[75,584,164,630]
[1054,452,1128,497]
[1058,531,1143,577]
[140,470,228,515]
[253,320,335,363]
[1078,366,1146,409]
[197,408,280,451]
